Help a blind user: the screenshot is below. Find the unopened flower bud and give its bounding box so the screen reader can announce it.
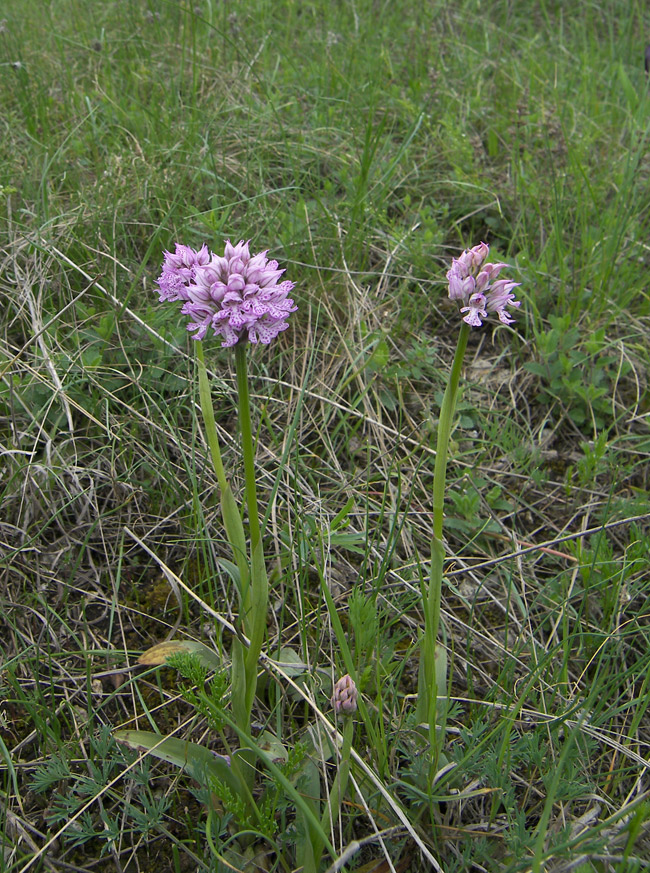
[469,241,489,269]
[331,674,358,714]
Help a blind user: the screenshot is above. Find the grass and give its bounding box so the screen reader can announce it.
[1,0,650,869]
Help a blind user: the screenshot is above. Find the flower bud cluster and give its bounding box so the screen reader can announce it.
[446,242,521,327]
[331,674,358,715]
[156,240,297,347]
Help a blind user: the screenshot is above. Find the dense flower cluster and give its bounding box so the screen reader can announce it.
[447,242,521,327]
[156,240,297,346]
[331,674,358,715]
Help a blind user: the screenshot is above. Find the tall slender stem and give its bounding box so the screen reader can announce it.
[312,717,355,870]
[196,341,229,496]
[320,718,354,832]
[235,342,261,550]
[234,341,268,726]
[416,320,470,748]
[196,340,250,609]
[432,321,470,541]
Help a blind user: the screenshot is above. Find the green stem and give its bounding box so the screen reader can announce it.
[195,341,267,793]
[234,342,262,551]
[196,341,250,610]
[234,342,268,726]
[432,320,470,541]
[196,341,228,495]
[320,718,354,831]
[313,717,355,868]
[417,320,470,756]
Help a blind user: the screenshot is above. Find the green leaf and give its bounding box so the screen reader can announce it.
[487,127,499,157]
[292,752,322,873]
[214,557,241,590]
[257,730,288,765]
[330,496,355,531]
[329,530,366,553]
[221,482,250,609]
[0,734,19,798]
[524,361,548,377]
[113,730,241,795]
[303,722,337,763]
[245,538,268,676]
[617,62,638,113]
[435,643,448,722]
[275,647,309,678]
[230,636,248,734]
[365,337,390,372]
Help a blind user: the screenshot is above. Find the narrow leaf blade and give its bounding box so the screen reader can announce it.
[114,729,240,794]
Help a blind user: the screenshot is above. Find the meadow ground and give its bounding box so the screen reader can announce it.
[1,1,650,871]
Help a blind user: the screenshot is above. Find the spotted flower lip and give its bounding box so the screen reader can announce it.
[156,240,297,346]
[446,242,520,327]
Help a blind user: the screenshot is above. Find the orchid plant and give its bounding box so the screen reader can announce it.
[416,242,521,776]
[156,240,296,765]
[115,239,354,870]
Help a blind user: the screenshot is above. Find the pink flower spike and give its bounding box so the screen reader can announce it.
[446,244,521,328]
[155,239,297,346]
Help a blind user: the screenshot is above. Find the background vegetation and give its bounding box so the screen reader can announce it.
[1,0,649,870]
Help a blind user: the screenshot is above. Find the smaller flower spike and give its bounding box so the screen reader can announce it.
[156,240,297,346]
[331,674,358,715]
[446,242,520,328]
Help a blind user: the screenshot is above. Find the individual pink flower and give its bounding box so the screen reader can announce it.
[448,272,475,301]
[485,279,521,325]
[446,242,520,327]
[331,674,358,715]
[156,240,297,346]
[460,292,488,327]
